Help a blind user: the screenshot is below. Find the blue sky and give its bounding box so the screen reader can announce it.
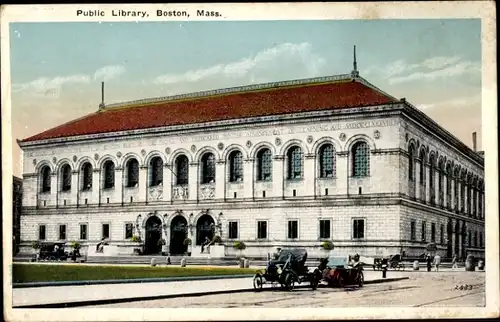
[9,19,482,175]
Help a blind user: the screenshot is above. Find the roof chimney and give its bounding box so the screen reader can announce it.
[351,45,359,78]
[99,82,105,109]
[472,132,477,152]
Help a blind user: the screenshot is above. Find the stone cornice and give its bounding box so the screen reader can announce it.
[401,102,484,168]
[19,103,403,149]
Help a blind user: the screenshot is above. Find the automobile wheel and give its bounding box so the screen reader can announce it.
[338,276,345,288]
[357,271,364,288]
[284,274,295,291]
[253,273,264,291]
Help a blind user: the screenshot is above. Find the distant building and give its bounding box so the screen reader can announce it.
[17,55,485,259]
[13,176,22,254]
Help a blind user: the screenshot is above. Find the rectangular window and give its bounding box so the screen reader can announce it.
[257,221,267,239]
[440,224,444,244]
[410,220,416,241]
[353,219,365,239]
[125,223,134,239]
[474,231,478,247]
[59,224,67,240]
[80,224,88,240]
[431,223,436,242]
[319,220,331,239]
[287,220,298,239]
[228,221,238,239]
[102,224,110,239]
[468,230,472,246]
[38,225,46,240]
[421,221,427,242]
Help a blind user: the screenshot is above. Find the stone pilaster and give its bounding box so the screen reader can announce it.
[115,168,124,204]
[243,158,254,199]
[163,164,172,202]
[138,166,147,202]
[92,169,100,204]
[304,154,316,198]
[215,161,226,200]
[50,173,57,207]
[70,170,78,205]
[188,163,198,201]
[415,160,421,200]
[272,156,284,198]
[336,152,348,195]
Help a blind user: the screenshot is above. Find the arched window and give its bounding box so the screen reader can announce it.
[438,158,444,206]
[419,149,426,200]
[453,168,460,212]
[446,163,452,209]
[60,164,72,191]
[228,150,244,182]
[175,155,189,185]
[287,146,303,180]
[82,162,93,191]
[408,145,416,181]
[460,171,466,213]
[466,174,472,215]
[319,144,336,178]
[149,157,163,187]
[40,165,51,193]
[126,159,139,188]
[103,160,115,189]
[256,148,272,181]
[201,153,216,184]
[478,180,484,220]
[352,142,370,177]
[429,154,436,205]
[472,178,478,217]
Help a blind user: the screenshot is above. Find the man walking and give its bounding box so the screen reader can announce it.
[433,253,441,272]
[452,253,458,269]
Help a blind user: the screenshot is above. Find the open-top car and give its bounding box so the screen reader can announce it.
[320,255,364,288]
[253,248,322,291]
[373,254,405,270]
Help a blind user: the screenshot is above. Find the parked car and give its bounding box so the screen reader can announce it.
[36,242,69,261]
[320,255,364,288]
[253,248,322,291]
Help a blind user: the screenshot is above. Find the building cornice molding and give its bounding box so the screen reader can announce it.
[19,103,403,149]
[401,103,484,168]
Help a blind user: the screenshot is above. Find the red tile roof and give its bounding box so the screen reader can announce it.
[21,77,397,143]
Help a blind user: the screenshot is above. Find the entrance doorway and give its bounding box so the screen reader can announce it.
[145,215,162,254]
[170,215,188,255]
[196,214,215,245]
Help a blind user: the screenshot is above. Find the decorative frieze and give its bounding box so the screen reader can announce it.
[172,185,189,200]
[148,186,164,201]
[200,184,215,200]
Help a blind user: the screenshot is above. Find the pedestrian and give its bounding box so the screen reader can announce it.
[452,253,458,269]
[433,253,441,272]
[426,253,432,272]
[201,236,211,253]
[166,253,171,265]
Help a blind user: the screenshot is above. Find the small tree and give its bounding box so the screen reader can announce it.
[70,241,81,250]
[131,235,141,243]
[233,241,246,250]
[321,241,334,251]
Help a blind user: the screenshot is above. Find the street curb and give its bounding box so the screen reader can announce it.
[12,274,254,288]
[13,277,409,308]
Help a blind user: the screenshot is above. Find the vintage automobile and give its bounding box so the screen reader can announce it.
[373,254,405,270]
[320,255,364,288]
[36,242,69,261]
[252,248,322,291]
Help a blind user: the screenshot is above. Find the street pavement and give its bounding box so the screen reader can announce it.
[12,270,409,308]
[86,271,485,308]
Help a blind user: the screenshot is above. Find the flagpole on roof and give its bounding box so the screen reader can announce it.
[351,45,359,78]
[99,82,105,109]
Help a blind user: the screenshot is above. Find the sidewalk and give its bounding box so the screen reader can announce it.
[12,270,409,308]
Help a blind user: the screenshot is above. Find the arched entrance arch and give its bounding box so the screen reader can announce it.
[170,215,188,255]
[145,215,162,254]
[196,214,215,245]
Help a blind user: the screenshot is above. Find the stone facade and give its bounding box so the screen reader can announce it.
[18,80,485,259]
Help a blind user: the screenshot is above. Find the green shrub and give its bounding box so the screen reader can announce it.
[212,235,222,244]
[233,241,246,250]
[157,238,166,246]
[321,241,334,250]
[131,235,141,242]
[183,238,192,246]
[69,241,81,250]
[32,241,41,249]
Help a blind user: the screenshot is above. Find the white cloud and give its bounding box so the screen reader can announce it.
[154,42,326,85]
[94,65,126,81]
[390,60,480,84]
[417,94,481,110]
[12,65,126,98]
[365,55,479,84]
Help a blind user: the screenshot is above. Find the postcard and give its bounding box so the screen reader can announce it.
[1,2,498,321]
